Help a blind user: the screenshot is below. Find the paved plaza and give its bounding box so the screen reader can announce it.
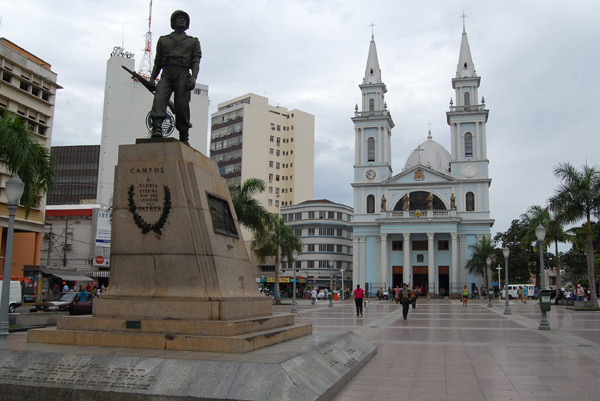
[2,297,600,400]
[293,297,600,401]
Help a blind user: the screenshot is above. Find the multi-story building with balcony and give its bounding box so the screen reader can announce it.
[210,93,315,240]
[280,200,353,292]
[0,38,60,278]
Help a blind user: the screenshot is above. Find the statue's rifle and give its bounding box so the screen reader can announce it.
[121,66,175,113]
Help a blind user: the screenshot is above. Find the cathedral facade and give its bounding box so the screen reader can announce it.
[351,26,494,296]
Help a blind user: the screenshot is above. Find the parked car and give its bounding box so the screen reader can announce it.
[0,280,22,313]
[29,292,94,315]
[318,290,325,299]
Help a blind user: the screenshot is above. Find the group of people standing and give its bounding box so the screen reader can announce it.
[352,283,419,320]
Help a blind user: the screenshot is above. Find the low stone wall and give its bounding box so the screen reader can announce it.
[9,312,69,327]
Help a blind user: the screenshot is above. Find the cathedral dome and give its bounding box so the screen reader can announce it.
[404,131,451,175]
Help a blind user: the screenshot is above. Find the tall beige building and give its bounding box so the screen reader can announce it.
[0,38,60,276]
[210,93,314,232]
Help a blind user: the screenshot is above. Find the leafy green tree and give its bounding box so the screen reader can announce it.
[231,178,268,234]
[494,219,537,284]
[520,205,568,289]
[465,236,500,297]
[0,111,53,214]
[549,163,600,305]
[252,213,301,304]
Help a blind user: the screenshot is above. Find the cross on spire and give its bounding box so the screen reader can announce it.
[460,11,467,32]
[369,22,376,38]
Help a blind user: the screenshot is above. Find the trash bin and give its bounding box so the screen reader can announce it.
[539,290,551,312]
[334,293,338,301]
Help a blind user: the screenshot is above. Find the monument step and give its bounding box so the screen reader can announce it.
[27,322,313,353]
[54,313,296,336]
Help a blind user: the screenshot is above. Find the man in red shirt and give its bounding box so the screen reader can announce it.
[353,284,365,317]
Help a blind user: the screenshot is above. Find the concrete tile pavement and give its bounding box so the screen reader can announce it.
[282,297,600,401]
[2,297,599,400]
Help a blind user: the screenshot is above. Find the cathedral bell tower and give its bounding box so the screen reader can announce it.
[352,33,394,184]
[446,23,490,181]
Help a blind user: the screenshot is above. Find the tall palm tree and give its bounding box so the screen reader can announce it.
[0,111,53,214]
[252,213,301,304]
[465,236,497,297]
[231,178,268,234]
[549,162,600,305]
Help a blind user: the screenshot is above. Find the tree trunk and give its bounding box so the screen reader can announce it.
[554,239,562,291]
[586,234,598,306]
[274,246,282,305]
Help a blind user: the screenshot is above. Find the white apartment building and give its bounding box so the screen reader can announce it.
[96,46,209,209]
[210,93,315,226]
[281,200,353,291]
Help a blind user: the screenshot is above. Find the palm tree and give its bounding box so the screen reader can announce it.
[549,162,600,305]
[0,111,53,214]
[465,236,497,297]
[521,205,569,291]
[252,213,301,304]
[231,178,268,234]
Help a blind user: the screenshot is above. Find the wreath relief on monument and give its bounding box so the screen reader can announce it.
[127,182,172,235]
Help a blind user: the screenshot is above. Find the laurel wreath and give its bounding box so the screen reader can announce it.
[127,184,172,235]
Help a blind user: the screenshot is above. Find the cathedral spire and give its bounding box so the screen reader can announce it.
[363,33,382,84]
[455,22,476,79]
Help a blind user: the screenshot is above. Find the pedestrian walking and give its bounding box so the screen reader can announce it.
[400,283,412,320]
[352,284,365,317]
[462,285,469,307]
[310,288,317,305]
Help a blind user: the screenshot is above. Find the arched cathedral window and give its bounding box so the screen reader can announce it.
[464,91,470,106]
[466,192,475,211]
[367,195,375,213]
[367,137,375,162]
[369,98,375,111]
[464,132,473,157]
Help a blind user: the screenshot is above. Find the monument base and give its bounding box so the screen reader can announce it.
[28,313,311,353]
[2,331,376,401]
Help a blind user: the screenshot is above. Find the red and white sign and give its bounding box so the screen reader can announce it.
[95,256,105,265]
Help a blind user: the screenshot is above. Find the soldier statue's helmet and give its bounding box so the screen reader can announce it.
[170,10,190,30]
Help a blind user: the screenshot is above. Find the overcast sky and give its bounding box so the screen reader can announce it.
[2,0,599,241]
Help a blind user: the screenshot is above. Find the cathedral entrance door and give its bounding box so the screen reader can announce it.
[392,266,403,287]
[438,266,449,296]
[413,266,428,294]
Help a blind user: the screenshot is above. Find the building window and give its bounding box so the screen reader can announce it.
[308,211,315,219]
[2,72,11,83]
[337,228,343,237]
[328,211,335,219]
[269,161,273,167]
[270,148,274,155]
[293,229,302,236]
[367,137,375,162]
[392,241,403,251]
[294,212,302,220]
[464,91,470,106]
[367,195,375,213]
[307,260,315,268]
[276,162,280,169]
[412,240,428,251]
[308,228,315,236]
[19,80,29,91]
[369,98,375,111]
[438,240,449,250]
[416,254,424,263]
[337,212,343,220]
[270,135,274,142]
[464,132,473,157]
[466,192,475,211]
[319,211,326,219]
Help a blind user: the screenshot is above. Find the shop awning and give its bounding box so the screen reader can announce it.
[39,268,94,283]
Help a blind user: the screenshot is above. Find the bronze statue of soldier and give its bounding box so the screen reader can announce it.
[149,10,202,145]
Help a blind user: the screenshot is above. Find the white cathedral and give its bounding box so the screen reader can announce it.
[351,26,494,296]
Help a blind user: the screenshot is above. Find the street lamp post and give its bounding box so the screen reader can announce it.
[62,219,81,268]
[328,261,334,307]
[496,265,502,290]
[340,268,345,301]
[486,257,493,307]
[0,175,25,337]
[503,247,511,315]
[536,224,550,330]
[291,250,298,314]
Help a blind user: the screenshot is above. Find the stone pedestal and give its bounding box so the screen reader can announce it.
[28,140,310,352]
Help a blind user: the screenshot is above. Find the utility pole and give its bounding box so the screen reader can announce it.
[63,218,69,268]
[45,224,53,267]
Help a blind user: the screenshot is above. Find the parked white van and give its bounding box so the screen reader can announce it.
[0,280,23,313]
[500,284,535,299]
